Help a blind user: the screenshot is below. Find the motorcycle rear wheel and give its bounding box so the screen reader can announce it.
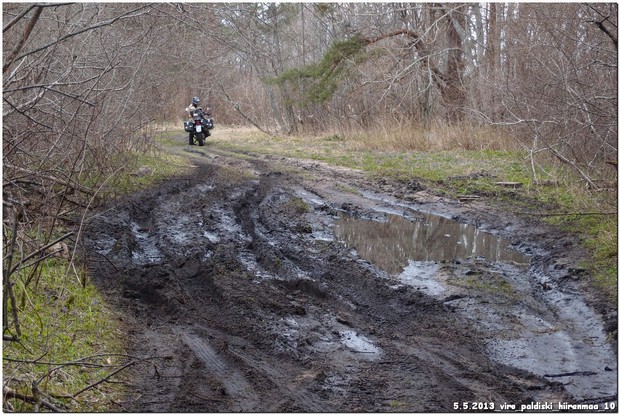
[197,133,205,146]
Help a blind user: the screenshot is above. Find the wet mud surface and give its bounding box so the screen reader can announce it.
[83,141,617,412]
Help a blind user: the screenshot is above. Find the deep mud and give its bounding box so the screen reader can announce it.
[83,140,617,412]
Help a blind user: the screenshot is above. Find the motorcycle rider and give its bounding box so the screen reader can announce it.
[185,97,213,145]
[186,96,200,145]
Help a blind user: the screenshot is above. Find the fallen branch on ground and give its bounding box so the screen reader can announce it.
[3,385,62,413]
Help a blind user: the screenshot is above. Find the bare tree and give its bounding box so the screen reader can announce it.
[2,3,169,409]
[493,3,617,186]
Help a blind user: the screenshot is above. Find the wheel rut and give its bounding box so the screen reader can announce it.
[82,146,617,412]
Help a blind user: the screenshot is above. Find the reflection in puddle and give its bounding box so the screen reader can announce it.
[334,212,529,275]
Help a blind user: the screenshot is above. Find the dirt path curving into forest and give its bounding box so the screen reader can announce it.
[82,136,617,412]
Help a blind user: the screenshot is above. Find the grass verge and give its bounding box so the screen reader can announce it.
[3,260,125,412]
[3,144,193,412]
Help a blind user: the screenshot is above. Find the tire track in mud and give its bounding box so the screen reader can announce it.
[82,147,616,411]
[225,343,330,412]
[225,169,503,410]
[180,331,259,411]
[191,324,332,412]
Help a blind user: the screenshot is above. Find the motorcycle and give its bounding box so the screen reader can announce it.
[184,108,214,146]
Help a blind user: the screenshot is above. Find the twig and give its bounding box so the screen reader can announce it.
[4,164,95,196]
[8,232,74,276]
[91,251,119,272]
[70,361,136,399]
[544,370,597,377]
[6,352,150,367]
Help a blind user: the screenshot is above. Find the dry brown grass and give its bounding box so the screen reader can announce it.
[342,120,519,152]
[179,120,521,157]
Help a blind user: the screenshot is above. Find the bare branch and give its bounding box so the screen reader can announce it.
[3,385,62,413]
[3,6,43,74]
[8,232,74,277]
[2,3,72,33]
[70,361,136,399]
[7,4,154,70]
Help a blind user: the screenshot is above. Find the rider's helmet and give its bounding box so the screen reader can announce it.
[192,96,200,106]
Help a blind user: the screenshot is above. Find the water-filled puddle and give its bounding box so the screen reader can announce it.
[334,211,617,402]
[334,212,529,275]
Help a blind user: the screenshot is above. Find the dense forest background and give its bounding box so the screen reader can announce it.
[4,3,617,173]
[3,0,618,341]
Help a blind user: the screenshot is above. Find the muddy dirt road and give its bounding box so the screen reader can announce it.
[83,138,617,412]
